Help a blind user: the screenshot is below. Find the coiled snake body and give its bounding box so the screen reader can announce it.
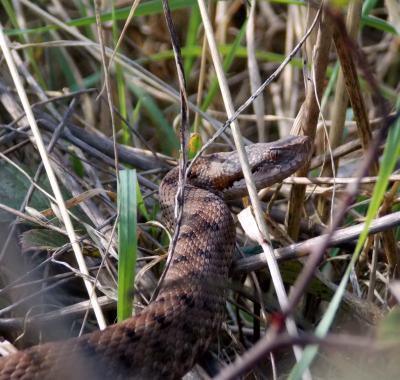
[0,136,311,379]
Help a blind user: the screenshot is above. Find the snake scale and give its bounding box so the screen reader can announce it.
[0,135,311,379]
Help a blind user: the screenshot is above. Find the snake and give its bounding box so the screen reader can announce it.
[0,135,311,380]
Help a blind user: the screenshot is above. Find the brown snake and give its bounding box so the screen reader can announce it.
[0,135,311,380]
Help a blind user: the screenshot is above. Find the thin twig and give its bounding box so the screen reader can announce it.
[233,210,400,273]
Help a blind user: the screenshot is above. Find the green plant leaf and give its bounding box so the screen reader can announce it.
[118,169,138,321]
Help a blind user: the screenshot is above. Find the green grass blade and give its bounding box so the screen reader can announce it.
[112,2,129,144]
[1,0,46,87]
[126,83,178,155]
[6,1,396,38]
[201,21,247,112]
[136,178,149,221]
[118,169,138,321]
[184,4,201,79]
[362,0,380,16]
[4,0,198,37]
[2,0,18,28]
[141,45,303,67]
[361,15,398,35]
[321,62,339,111]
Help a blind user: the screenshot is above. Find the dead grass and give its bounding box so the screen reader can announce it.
[0,1,399,379]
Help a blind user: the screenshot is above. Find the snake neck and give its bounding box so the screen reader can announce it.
[159,167,236,287]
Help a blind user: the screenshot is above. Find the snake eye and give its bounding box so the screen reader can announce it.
[269,150,279,160]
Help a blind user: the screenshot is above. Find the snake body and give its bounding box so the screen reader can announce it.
[0,136,311,379]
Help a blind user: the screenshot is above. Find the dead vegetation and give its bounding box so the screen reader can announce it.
[0,1,399,379]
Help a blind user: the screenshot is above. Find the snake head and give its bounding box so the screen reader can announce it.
[187,135,312,199]
[219,135,312,200]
